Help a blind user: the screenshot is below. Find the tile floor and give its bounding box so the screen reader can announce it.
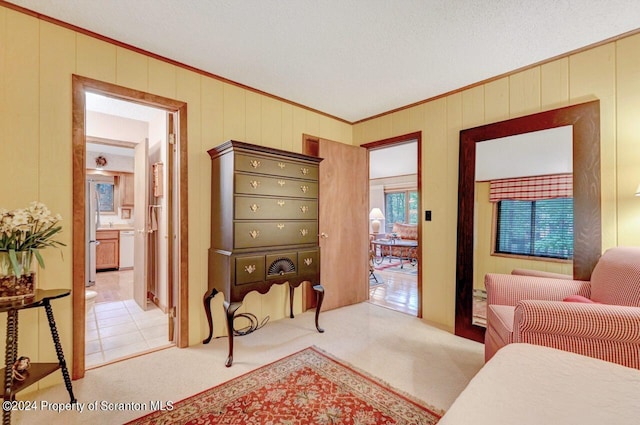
[86,270,172,368]
[86,299,172,367]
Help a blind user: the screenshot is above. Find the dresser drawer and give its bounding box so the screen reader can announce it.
[234,221,318,249]
[298,249,319,275]
[235,196,318,220]
[235,174,318,199]
[234,255,265,285]
[265,252,298,279]
[235,154,319,181]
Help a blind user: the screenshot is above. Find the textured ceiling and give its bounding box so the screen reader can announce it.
[6,1,640,122]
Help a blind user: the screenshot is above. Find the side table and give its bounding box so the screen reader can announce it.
[1,289,76,424]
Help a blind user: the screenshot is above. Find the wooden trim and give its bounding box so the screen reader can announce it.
[71,77,87,380]
[86,136,137,149]
[72,75,189,379]
[455,100,601,343]
[301,135,320,311]
[177,104,189,348]
[0,1,350,125]
[353,29,640,124]
[363,132,423,318]
[3,1,638,126]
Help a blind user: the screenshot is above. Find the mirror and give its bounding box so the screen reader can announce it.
[455,100,601,342]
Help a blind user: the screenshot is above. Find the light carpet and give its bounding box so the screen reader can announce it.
[13,303,484,425]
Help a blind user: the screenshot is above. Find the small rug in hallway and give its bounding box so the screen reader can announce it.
[382,264,418,276]
[126,346,442,425]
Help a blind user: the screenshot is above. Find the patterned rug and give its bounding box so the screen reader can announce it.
[379,264,418,276]
[126,346,442,425]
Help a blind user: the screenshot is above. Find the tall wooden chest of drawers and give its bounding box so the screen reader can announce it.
[203,140,325,367]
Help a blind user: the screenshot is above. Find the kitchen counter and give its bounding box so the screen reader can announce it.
[98,225,134,231]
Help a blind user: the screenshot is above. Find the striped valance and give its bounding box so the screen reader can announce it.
[489,174,573,202]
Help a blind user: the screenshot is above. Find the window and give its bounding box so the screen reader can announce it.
[96,183,115,213]
[495,198,573,259]
[384,190,418,232]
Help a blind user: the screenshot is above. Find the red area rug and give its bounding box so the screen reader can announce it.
[127,346,442,424]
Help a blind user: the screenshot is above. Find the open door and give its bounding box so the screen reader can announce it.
[304,135,369,311]
[133,139,150,310]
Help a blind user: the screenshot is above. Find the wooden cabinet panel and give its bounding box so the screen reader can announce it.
[120,173,134,207]
[96,230,119,270]
[235,174,318,198]
[234,196,318,220]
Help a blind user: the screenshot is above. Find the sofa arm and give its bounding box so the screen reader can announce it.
[513,301,640,369]
[485,273,591,306]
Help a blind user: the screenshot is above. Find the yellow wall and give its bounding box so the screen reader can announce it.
[355,33,640,332]
[0,6,351,389]
[3,4,640,389]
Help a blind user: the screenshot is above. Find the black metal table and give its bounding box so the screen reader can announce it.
[1,289,75,424]
[371,239,418,268]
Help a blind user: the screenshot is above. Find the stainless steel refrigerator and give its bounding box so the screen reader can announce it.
[85,180,100,287]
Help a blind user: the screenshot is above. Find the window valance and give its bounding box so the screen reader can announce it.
[489,173,572,202]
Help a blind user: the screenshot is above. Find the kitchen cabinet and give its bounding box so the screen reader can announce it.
[120,172,135,207]
[96,229,119,270]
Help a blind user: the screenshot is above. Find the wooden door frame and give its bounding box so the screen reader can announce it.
[72,75,189,379]
[361,132,423,318]
[301,136,320,310]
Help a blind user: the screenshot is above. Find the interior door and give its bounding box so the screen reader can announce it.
[133,139,150,310]
[304,135,369,311]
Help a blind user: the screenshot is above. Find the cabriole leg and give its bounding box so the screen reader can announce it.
[224,301,243,367]
[312,284,325,333]
[202,288,219,344]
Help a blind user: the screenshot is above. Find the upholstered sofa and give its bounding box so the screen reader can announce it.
[382,222,418,261]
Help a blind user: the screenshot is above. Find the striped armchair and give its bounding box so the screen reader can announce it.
[485,246,640,369]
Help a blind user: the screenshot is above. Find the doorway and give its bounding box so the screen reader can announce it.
[72,76,189,379]
[362,132,422,317]
[84,93,170,368]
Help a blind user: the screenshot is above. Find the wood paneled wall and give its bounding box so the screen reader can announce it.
[0,5,351,391]
[354,34,640,332]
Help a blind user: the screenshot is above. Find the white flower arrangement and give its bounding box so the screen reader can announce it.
[0,202,65,276]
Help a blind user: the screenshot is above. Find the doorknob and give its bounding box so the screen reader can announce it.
[319,232,328,239]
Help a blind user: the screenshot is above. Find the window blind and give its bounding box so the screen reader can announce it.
[489,174,572,203]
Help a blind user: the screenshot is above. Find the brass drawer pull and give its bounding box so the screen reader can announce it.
[249,230,260,239]
[244,264,256,274]
[300,228,308,236]
[301,167,309,175]
[249,180,260,189]
[304,258,313,266]
[249,160,261,169]
[277,200,285,207]
[278,180,286,187]
[277,224,285,230]
[249,204,259,212]
[278,162,286,169]
[300,205,309,213]
[300,185,309,193]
